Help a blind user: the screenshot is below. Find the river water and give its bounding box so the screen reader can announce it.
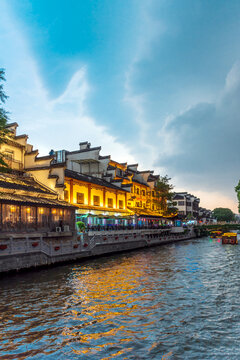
[0,237,240,360]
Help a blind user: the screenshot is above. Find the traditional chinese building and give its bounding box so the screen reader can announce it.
[0,123,76,232]
[0,172,75,233]
[0,124,173,228]
[173,192,200,219]
[64,169,132,228]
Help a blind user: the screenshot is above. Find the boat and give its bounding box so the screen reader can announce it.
[209,230,222,238]
[221,232,238,245]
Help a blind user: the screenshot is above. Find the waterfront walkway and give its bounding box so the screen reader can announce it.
[0,227,193,273]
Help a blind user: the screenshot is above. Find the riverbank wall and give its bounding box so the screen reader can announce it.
[0,228,196,274]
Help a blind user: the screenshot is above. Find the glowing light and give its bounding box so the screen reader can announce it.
[10,206,16,213]
[26,207,30,214]
[39,208,44,214]
[52,209,56,214]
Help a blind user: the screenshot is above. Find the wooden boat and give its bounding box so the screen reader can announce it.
[210,230,222,238]
[221,232,238,245]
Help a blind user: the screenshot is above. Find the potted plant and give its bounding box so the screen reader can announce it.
[76,221,86,233]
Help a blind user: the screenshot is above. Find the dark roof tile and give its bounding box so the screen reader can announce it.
[65,169,126,192]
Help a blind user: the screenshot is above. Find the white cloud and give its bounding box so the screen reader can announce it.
[0,0,136,164]
[122,0,240,212]
[155,62,240,212]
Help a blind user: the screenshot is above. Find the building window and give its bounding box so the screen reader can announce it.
[142,190,146,196]
[77,192,84,204]
[108,198,113,208]
[64,190,69,202]
[152,204,155,210]
[135,187,139,195]
[116,168,123,177]
[119,200,124,209]
[93,195,100,206]
[178,201,184,206]
[139,201,142,207]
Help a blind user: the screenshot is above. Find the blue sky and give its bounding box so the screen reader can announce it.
[1,0,240,211]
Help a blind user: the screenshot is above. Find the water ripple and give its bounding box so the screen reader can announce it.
[0,238,240,359]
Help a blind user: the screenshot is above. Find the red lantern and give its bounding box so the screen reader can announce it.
[54,246,60,251]
[32,242,39,247]
[0,244,7,250]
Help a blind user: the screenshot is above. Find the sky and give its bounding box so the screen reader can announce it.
[1,0,240,212]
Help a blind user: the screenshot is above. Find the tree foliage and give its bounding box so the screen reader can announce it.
[154,175,177,216]
[235,180,240,213]
[212,207,235,222]
[0,69,9,171]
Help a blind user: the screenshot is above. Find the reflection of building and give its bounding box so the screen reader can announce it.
[0,123,174,228]
[173,192,200,219]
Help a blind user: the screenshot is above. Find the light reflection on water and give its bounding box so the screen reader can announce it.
[0,237,240,359]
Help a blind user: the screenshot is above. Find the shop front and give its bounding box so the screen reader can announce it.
[0,198,76,233]
[76,208,133,231]
[0,173,76,233]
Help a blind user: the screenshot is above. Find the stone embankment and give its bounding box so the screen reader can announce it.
[0,228,195,274]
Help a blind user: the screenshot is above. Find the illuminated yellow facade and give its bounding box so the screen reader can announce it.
[64,170,132,225]
[107,160,164,219]
[0,124,171,226]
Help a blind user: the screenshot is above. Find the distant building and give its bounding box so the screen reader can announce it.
[198,207,215,223]
[173,192,200,219]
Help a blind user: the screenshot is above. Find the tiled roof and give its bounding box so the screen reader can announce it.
[0,173,56,195]
[65,169,127,192]
[67,146,101,155]
[0,192,75,208]
[0,173,75,208]
[5,122,18,128]
[132,176,149,186]
[107,165,116,170]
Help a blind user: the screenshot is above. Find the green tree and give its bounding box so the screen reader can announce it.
[0,69,9,171]
[212,207,235,222]
[235,180,240,213]
[154,175,178,216]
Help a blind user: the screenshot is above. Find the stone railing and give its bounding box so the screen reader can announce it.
[88,228,171,236]
[0,235,83,257]
[0,228,192,259]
